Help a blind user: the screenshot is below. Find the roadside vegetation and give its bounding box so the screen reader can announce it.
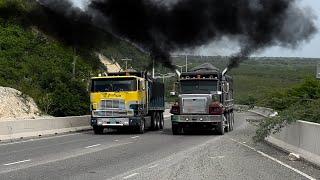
[0,0,149,117]
[254,78,320,141]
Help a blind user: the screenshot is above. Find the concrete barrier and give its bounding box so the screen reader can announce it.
[266,120,320,167]
[248,106,276,117]
[0,116,91,141]
[247,106,320,166]
[234,104,250,111]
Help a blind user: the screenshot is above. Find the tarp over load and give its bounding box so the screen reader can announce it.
[189,63,220,72]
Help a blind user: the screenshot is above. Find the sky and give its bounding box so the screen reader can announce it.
[194,0,320,58]
[71,0,320,58]
[259,0,320,58]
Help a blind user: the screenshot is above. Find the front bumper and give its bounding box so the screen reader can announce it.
[91,117,142,127]
[171,115,223,123]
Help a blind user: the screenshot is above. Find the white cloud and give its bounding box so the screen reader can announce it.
[187,0,320,58]
[70,0,89,10]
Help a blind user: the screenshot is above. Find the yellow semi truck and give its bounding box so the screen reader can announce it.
[90,71,165,134]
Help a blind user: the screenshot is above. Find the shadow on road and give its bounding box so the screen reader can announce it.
[161,127,220,136]
[84,127,220,136]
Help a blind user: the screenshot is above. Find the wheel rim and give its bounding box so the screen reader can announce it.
[156,113,160,127]
[152,112,157,129]
[161,118,164,128]
[141,121,145,131]
[221,122,224,134]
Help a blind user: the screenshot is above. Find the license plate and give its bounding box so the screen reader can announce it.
[99,118,129,125]
[109,118,116,124]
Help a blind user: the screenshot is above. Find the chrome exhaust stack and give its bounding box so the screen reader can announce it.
[175,69,181,77]
[222,68,228,76]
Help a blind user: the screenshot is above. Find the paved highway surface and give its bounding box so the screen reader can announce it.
[0,111,320,180]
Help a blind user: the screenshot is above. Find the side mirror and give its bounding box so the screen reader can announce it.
[170,91,176,96]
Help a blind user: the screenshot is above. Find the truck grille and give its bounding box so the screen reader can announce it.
[182,98,207,114]
[94,110,128,117]
[100,99,125,109]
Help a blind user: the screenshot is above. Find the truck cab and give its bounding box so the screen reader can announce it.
[90,71,165,134]
[170,63,234,135]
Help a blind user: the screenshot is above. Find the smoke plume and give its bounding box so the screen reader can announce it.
[4,0,317,70]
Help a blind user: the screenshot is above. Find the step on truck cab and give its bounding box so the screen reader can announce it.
[170,63,234,135]
[90,71,165,134]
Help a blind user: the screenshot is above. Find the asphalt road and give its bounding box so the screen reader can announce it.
[0,112,320,180]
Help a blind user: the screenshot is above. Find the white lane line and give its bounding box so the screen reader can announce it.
[209,156,225,159]
[85,144,101,149]
[148,164,159,169]
[130,136,140,139]
[123,173,139,179]
[3,159,31,166]
[114,140,119,142]
[0,133,82,146]
[230,138,316,180]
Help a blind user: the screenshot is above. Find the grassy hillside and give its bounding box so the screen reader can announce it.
[0,0,150,117]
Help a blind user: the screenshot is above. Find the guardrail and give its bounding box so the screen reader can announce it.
[266,121,320,167]
[248,106,277,117]
[0,116,91,142]
[0,110,172,142]
[248,106,320,167]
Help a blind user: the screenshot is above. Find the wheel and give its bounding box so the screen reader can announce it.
[159,112,164,130]
[93,126,104,134]
[224,114,230,133]
[228,112,233,132]
[172,124,182,135]
[151,112,157,130]
[230,112,234,131]
[155,112,160,130]
[217,122,225,135]
[138,119,145,134]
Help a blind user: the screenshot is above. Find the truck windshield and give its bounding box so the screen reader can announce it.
[91,78,137,92]
[180,80,218,94]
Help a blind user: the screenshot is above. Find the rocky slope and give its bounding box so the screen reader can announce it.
[0,87,42,121]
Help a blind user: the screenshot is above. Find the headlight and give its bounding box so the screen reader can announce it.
[127,109,134,116]
[92,111,98,116]
[92,111,103,117]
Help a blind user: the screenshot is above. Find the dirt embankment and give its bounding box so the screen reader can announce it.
[0,87,42,121]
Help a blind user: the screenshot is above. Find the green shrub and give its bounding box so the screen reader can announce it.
[238,95,257,108]
[254,78,320,141]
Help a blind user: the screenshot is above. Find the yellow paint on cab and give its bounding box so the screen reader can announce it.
[90,76,147,109]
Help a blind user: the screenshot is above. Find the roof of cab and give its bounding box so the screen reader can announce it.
[91,76,142,80]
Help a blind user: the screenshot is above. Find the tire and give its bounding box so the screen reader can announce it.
[217,122,225,135]
[155,112,160,130]
[159,112,164,130]
[224,114,230,133]
[228,113,233,132]
[172,124,182,135]
[230,112,234,131]
[151,112,157,130]
[93,126,104,135]
[138,119,145,134]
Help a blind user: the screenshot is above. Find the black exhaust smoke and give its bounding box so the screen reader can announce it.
[90,0,317,70]
[4,0,317,70]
